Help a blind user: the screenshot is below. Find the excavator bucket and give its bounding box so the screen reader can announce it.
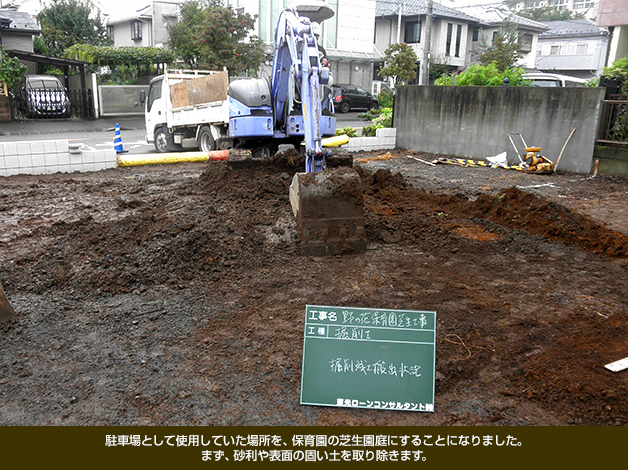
[0,282,16,324]
[289,166,366,256]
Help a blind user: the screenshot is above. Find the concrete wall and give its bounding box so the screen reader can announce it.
[394,85,607,174]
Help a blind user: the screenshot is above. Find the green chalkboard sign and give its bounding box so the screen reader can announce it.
[300,305,436,412]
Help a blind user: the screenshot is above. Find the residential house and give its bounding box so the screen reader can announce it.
[457,3,548,70]
[227,0,379,92]
[375,0,484,85]
[535,19,609,78]
[106,1,181,49]
[507,1,599,22]
[596,0,628,66]
[0,9,41,72]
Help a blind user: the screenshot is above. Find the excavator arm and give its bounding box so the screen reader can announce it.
[270,8,330,172]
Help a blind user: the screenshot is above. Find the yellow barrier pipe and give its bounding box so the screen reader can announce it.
[117,150,229,167]
[321,134,350,147]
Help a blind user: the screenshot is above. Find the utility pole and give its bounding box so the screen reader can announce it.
[420,0,433,85]
[397,0,403,43]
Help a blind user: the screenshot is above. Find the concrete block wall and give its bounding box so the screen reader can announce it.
[394,86,607,174]
[344,127,396,151]
[0,140,117,177]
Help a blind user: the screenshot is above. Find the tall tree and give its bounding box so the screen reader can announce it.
[38,0,111,57]
[378,43,418,87]
[168,0,264,75]
[474,22,522,72]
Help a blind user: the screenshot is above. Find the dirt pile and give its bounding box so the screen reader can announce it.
[1,153,627,425]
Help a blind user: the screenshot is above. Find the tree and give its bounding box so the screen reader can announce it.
[168,0,264,75]
[0,46,27,87]
[378,43,418,87]
[38,0,111,57]
[473,22,522,72]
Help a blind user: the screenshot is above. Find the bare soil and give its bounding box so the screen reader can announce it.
[1,148,627,426]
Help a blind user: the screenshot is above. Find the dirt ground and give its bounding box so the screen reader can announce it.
[1,148,627,426]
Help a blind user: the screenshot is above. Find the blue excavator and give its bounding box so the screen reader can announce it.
[226,2,366,256]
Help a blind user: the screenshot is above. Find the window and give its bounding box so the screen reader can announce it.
[472,28,479,42]
[455,24,462,57]
[548,0,567,10]
[107,25,114,42]
[574,1,595,8]
[577,43,588,55]
[131,20,142,41]
[518,33,533,53]
[404,20,421,44]
[446,23,453,56]
[147,79,162,113]
[550,45,561,55]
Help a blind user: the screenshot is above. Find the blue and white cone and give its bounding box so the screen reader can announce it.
[114,123,127,153]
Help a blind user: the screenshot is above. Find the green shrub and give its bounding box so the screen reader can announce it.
[435,62,528,87]
[378,90,393,108]
[335,126,357,138]
[603,57,628,94]
[361,125,376,137]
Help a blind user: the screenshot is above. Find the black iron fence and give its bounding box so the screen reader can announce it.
[9,88,95,121]
[597,95,628,147]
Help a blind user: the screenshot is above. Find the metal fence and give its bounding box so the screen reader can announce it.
[597,96,628,146]
[98,85,149,116]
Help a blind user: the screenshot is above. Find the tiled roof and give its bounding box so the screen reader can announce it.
[376,0,483,24]
[0,10,40,33]
[539,19,609,38]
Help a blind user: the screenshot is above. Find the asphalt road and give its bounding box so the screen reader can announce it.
[0,112,372,155]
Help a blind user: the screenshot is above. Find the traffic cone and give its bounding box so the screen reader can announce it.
[114,123,127,153]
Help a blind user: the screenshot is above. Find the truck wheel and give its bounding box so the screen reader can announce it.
[198,127,216,152]
[340,101,351,113]
[154,127,180,153]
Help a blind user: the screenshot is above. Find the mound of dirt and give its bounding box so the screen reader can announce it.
[1,152,627,426]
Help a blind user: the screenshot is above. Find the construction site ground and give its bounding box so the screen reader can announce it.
[1,148,627,426]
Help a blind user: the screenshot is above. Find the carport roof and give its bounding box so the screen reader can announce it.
[8,50,90,69]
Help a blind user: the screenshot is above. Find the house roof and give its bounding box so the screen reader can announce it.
[456,3,548,32]
[0,10,41,34]
[375,0,483,25]
[539,19,609,38]
[107,5,152,26]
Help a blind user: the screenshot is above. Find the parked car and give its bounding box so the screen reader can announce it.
[15,75,72,118]
[524,73,587,88]
[332,84,379,113]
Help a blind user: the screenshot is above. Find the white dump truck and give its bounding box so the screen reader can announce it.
[144,68,231,153]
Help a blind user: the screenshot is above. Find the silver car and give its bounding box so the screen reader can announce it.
[16,75,72,118]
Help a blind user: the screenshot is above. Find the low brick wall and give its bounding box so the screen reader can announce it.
[344,128,396,151]
[0,139,117,177]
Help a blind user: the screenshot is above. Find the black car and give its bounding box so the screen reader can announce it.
[332,84,379,113]
[15,75,72,119]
